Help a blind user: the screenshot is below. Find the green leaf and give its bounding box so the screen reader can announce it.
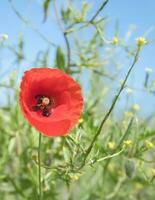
[43,0,51,22]
[61,6,72,24]
[55,47,65,70]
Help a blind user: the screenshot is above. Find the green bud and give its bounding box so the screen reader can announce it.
[125,159,135,178]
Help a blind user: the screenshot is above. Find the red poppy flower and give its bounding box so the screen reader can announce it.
[19,68,83,137]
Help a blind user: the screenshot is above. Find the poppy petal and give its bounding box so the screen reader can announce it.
[19,68,83,137]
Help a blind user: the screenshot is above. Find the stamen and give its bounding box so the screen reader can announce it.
[32,95,52,117]
[42,97,50,106]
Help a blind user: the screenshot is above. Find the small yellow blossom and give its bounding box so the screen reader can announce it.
[70,172,82,181]
[112,36,119,45]
[144,140,154,149]
[136,37,147,46]
[145,67,152,74]
[123,140,133,148]
[71,175,79,181]
[107,142,115,150]
[132,104,140,112]
[151,168,155,177]
[78,118,84,124]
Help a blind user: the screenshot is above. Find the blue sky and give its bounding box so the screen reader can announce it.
[0,0,155,118]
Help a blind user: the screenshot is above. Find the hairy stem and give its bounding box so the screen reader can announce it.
[38,133,42,200]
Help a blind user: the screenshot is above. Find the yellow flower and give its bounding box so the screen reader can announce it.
[123,140,133,148]
[70,172,82,181]
[132,104,140,112]
[136,37,147,46]
[78,118,84,124]
[71,175,79,181]
[151,168,155,177]
[107,142,115,150]
[112,36,119,45]
[144,140,153,149]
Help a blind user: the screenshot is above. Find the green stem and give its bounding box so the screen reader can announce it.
[38,133,42,200]
[78,46,141,170]
[90,0,109,22]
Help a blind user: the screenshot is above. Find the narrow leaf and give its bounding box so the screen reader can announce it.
[55,47,65,70]
[43,0,51,22]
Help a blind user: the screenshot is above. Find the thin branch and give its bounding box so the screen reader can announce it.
[89,149,124,165]
[92,69,116,80]
[64,1,109,33]
[90,0,109,22]
[67,135,86,153]
[8,0,56,47]
[38,133,42,200]
[77,46,141,170]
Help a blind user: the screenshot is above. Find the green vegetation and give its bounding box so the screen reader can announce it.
[0,0,155,199]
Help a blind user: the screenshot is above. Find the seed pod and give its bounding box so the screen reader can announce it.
[124,159,135,178]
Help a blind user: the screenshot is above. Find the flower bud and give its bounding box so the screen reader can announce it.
[123,140,133,149]
[144,140,153,150]
[107,142,115,150]
[112,36,119,45]
[136,37,146,47]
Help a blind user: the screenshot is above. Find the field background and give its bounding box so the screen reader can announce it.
[0,0,155,199]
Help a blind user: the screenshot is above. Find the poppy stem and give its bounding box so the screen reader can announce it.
[38,133,42,200]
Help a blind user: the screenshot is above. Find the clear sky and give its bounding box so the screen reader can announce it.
[0,0,155,118]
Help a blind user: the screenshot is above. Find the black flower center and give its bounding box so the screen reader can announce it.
[32,95,54,117]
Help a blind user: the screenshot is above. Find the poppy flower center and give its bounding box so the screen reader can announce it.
[32,95,54,117]
[42,97,50,106]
